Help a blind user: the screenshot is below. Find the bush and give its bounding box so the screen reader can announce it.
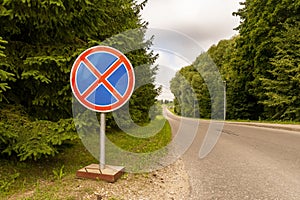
[0,106,78,161]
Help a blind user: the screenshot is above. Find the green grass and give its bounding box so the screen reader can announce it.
[226,119,300,125]
[106,116,171,153]
[0,139,98,199]
[168,107,300,125]
[0,116,172,199]
[104,116,172,172]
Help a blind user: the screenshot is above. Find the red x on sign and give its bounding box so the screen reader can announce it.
[70,46,135,112]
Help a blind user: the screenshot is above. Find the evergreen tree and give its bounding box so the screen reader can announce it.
[0,0,158,123]
[0,36,15,102]
[171,0,300,121]
[170,52,224,119]
[207,38,237,119]
[170,66,204,118]
[0,0,159,160]
[260,22,300,121]
[233,0,300,119]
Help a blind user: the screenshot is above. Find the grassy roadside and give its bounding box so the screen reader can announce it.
[0,139,98,199]
[167,106,300,125]
[0,116,172,199]
[107,116,171,153]
[226,119,300,125]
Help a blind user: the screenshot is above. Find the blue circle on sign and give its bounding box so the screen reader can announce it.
[70,46,135,112]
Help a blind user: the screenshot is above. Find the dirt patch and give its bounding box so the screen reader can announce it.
[81,159,190,200]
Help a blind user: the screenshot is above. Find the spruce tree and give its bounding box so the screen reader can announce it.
[260,22,300,121]
[0,0,158,122]
[233,0,300,119]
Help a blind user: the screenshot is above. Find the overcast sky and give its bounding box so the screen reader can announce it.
[141,0,243,50]
[139,0,244,100]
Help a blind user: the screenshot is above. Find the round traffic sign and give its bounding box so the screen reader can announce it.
[70,46,135,112]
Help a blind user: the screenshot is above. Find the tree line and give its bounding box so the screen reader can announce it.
[0,0,159,161]
[171,0,300,121]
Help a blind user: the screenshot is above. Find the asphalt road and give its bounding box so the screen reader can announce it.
[164,109,300,200]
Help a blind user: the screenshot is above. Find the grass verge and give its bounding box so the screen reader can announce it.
[106,116,171,153]
[226,119,300,125]
[168,106,300,125]
[0,116,171,199]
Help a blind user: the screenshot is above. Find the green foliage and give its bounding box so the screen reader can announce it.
[52,165,65,180]
[0,36,15,102]
[0,0,158,123]
[170,66,194,117]
[171,52,225,118]
[207,37,252,120]
[0,0,159,163]
[170,0,300,122]
[170,65,210,118]
[0,118,172,198]
[232,0,300,120]
[0,106,78,161]
[0,172,19,194]
[260,22,300,120]
[180,0,300,121]
[0,139,98,198]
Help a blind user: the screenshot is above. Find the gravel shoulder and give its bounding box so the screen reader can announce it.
[88,158,190,200]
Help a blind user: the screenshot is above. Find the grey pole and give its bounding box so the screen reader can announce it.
[100,113,105,170]
[223,81,226,121]
[194,99,197,118]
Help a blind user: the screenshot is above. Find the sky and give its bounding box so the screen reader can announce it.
[141,0,243,50]
[139,0,244,100]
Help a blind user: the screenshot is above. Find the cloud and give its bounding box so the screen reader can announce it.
[139,0,244,100]
[141,0,243,50]
[144,28,205,100]
[154,50,189,100]
[145,28,205,66]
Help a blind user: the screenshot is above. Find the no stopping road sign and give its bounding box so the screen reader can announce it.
[70,46,135,112]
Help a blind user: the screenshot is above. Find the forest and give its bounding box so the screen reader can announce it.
[171,0,300,122]
[0,0,159,162]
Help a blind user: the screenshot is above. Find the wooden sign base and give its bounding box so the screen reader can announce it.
[76,164,124,183]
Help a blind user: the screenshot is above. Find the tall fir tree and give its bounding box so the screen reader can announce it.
[260,22,300,121]
[233,0,300,119]
[0,0,160,160]
[0,0,158,123]
[0,36,15,102]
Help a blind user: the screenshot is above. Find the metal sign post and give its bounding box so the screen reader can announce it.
[100,113,105,170]
[71,45,135,182]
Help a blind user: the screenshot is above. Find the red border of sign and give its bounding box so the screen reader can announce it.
[70,46,135,112]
